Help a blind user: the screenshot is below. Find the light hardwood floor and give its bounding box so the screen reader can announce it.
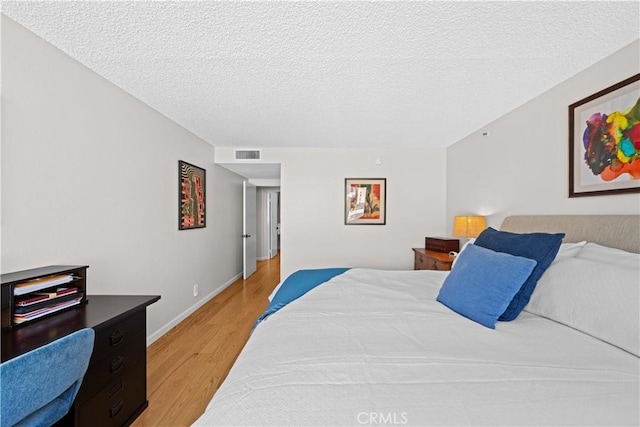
[132,253,281,427]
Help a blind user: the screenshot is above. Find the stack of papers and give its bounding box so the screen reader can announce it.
[13,296,82,324]
[13,274,75,296]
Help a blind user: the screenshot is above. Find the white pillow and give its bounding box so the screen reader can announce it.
[526,257,639,357]
[452,240,585,268]
[555,241,587,258]
[576,242,640,269]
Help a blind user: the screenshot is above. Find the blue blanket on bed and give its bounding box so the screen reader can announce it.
[254,268,350,328]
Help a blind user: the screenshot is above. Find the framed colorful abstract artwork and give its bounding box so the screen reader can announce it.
[345,178,386,225]
[569,73,640,197]
[179,160,206,229]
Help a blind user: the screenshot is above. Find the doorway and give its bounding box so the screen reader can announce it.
[216,162,282,281]
[242,181,257,279]
[244,185,281,278]
[267,190,280,259]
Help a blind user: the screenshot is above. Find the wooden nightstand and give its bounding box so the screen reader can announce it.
[412,248,454,271]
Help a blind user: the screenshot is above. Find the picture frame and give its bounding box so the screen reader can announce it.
[345,178,386,225]
[179,160,206,230]
[569,73,640,197]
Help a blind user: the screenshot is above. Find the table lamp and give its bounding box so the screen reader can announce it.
[453,215,486,239]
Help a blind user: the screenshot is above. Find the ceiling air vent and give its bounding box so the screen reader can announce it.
[234,149,261,160]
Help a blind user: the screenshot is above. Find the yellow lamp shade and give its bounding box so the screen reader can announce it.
[453,215,486,239]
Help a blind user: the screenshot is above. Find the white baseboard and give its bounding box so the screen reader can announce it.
[146,272,242,346]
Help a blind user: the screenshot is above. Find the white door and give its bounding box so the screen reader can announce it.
[268,191,279,259]
[243,181,257,279]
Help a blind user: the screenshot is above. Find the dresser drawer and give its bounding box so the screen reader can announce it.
[92,310,145,360]
[78,360,147,427]
[77,332,146,403]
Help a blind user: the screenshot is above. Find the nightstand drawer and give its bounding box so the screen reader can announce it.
[412,248,453,271]
[429,258,450,271]
[414,251,430,270]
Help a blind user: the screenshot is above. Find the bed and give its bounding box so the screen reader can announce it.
[194,215,640,426]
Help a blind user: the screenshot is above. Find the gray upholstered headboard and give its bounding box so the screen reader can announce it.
[500,215,640,254]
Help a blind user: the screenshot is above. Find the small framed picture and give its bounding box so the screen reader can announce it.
[179,160,206,230]
[569,73,640,197]
[345,178,386,225]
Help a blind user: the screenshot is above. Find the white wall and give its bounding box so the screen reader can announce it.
[0,16,244,342]
[447,40,640,230]
[217,147,447,278]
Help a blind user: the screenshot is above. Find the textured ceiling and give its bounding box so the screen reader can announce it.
[2,1,639,149]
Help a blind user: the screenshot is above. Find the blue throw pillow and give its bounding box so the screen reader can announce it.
[437,244,537,329]
[474,227,564,321]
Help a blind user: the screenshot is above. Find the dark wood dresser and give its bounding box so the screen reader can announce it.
[1,294,160,427]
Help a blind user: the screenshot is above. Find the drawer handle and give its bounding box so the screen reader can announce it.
[110,355,125,374]
[110,400,124,418]
[419,256,424,262]
[432,262,438,269]
[110,329,124,347]
[109,380,124,396]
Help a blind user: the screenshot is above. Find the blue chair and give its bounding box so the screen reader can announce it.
[1,328,95,427]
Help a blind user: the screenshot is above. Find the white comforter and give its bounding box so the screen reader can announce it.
[194,269,639,426]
